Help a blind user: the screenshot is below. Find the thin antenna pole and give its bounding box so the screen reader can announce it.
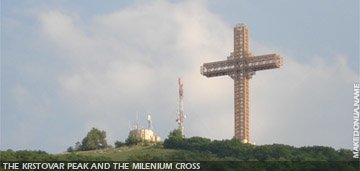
[136,112,139,130]
[147,114,152,129]
[129,121,131,131]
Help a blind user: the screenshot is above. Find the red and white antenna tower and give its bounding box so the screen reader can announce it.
[176,78,185,136]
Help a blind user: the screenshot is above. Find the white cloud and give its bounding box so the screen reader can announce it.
[251,54,357,148]
[36,1,233,150]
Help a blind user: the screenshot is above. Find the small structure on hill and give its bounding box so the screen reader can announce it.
[129,114,161,143]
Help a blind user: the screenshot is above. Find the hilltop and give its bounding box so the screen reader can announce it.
[1,129,359,170]
[2,143,359,170]
[1,141,359,170]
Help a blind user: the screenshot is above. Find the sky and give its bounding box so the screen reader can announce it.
[1,0,359,153]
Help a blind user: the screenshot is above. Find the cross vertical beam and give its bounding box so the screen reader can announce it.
[234,75,250,142]
[233,24,250,142]
[200,23,283,143]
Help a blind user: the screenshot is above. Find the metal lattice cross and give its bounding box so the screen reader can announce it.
[200,23,283,143]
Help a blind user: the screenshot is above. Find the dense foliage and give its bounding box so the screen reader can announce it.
[80,128,108,151]
[163,129,183,148]
[160,131,359,169]
[114,141,126,148]
[67,128,109,152]
[1,129,358,170]
[163,129,355,161]
[125,134,142,145]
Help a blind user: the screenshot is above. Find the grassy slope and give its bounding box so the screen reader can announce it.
[67,145,206,161]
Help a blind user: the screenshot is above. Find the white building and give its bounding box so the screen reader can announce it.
[129,114,161,143]
[129,128,161,143]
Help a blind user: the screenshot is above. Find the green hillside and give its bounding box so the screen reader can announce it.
[64,144,217,161]
[1,143,359,170]
[1,129,359,170]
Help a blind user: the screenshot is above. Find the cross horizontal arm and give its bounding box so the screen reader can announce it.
[200,58,236,77]
[200,53,283,78]
[247,53,283,71]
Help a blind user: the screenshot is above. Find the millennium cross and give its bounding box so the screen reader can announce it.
[200,23,283,143]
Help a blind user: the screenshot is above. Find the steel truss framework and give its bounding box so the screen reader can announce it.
[200,23,283,143]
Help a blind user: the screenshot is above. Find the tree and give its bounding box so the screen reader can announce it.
[168,129,183,140]
[126,134,142,145]
[114,141,125,148]
[80,127,108,151]
[67,146,74,152]
[75,141,81,151]
[163,129,184,148]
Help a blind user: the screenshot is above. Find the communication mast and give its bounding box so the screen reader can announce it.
[176,78,185,136]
